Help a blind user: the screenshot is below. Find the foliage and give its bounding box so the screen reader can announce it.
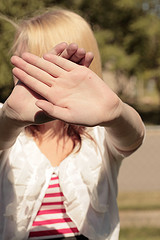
[118,191,160,211]
[0,0,46,102]
[120,227,160,240]
[1,0,160,102]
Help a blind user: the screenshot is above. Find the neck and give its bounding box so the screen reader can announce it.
[37,120,66,141]
[33,121,74,167]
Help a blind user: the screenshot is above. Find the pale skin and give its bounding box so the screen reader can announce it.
[0,43,145,166]
[0,42,95,166]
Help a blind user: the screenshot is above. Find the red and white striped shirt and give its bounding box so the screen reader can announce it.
[28,172,80,239]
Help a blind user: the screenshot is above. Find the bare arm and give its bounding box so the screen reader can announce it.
[0,43,94,150]
[103,102,145,152]
[11,53,145,153]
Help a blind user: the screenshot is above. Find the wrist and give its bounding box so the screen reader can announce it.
[102,101,145,152]
[100,97,123,128]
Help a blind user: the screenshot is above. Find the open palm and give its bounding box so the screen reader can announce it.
[11,52,120,126]
[8,43,94,125]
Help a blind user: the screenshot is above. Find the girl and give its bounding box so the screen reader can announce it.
[0,8,145,240]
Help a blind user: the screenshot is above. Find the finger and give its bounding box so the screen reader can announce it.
[11,55,55,86]
[49,42,68,55]
[36,100,72,123]
[79,52,94,67]
[69,48,86,63]
[12,67,52,101]
[21,52,67,77]
[43,54,78,72]
[60,43,78,59]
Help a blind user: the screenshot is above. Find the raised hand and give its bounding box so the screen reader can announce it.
[11,52,120,127]
[50,42,94,67]
[5,43,94,126]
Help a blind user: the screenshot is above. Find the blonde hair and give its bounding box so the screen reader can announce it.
[12,8,102,148]
[12,8,102,77]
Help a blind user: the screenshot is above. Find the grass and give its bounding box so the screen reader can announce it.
[119,227,160,240]
[118,192,160,239]
[118,191,160,211]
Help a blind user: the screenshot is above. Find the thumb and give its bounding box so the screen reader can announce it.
[35,100,71,123]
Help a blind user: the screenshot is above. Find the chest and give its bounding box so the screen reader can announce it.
[37,137,74,167]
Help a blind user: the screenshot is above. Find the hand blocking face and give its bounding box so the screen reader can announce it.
[7,43,94,126]
[11,51,119,127]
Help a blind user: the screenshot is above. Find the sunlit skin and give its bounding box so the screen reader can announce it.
[8,42,94,126]
[0,43,144,166]
[9,48,144,154]
[0,8,145,239]
[10,52,119,127]
[1,43,95,166]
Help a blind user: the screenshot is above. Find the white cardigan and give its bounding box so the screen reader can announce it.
[0,124,127,240]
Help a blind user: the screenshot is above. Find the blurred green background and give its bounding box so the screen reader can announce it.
[1,1,160,239]
[1,0,160,125]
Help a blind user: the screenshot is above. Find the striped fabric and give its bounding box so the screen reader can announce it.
[28,173,80,239]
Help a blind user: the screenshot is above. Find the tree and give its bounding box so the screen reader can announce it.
[1,0,160,107]
[0,0,48,102]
